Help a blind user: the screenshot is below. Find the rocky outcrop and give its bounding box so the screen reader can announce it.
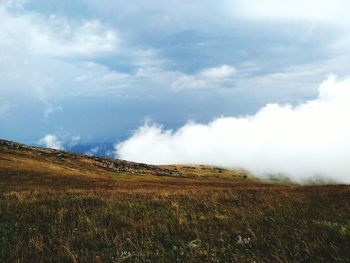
[0,139,181,177]
[93,158,181,177]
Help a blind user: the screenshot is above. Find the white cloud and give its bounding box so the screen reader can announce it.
[29,18,118,58]
[199,65,236,79]
[171,65,236,90]
[85,146,100,156]
[0,3,121,118]
[171,75,207,90]
[0,7,118,58]
[232,0,350,25]
[116,76,350,183]
[39,134,64,150]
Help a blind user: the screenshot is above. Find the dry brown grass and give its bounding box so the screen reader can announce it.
[1,145,350,262]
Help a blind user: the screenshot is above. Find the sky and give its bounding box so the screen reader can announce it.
[1,0,350,181]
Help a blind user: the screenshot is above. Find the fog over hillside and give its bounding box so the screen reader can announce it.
[116,76,350,183]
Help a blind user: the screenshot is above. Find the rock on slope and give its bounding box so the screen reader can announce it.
[0,139,181,177]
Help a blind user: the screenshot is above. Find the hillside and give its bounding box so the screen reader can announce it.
[0,139,350,262]
[0,139,181,180]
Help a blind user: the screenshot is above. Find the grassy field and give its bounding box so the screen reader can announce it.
[1,142,350,262]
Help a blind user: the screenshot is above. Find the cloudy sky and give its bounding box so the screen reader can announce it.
[1,0,350,181]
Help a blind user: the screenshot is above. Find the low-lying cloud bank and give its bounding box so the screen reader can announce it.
[115,76,350,183]
[39,134,64,150]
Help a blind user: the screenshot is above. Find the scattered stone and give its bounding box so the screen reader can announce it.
[188,239,201,249]
[0,139,182,178]
[236,235,251,245]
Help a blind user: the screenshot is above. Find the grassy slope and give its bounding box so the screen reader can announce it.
[1,142,350,262]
